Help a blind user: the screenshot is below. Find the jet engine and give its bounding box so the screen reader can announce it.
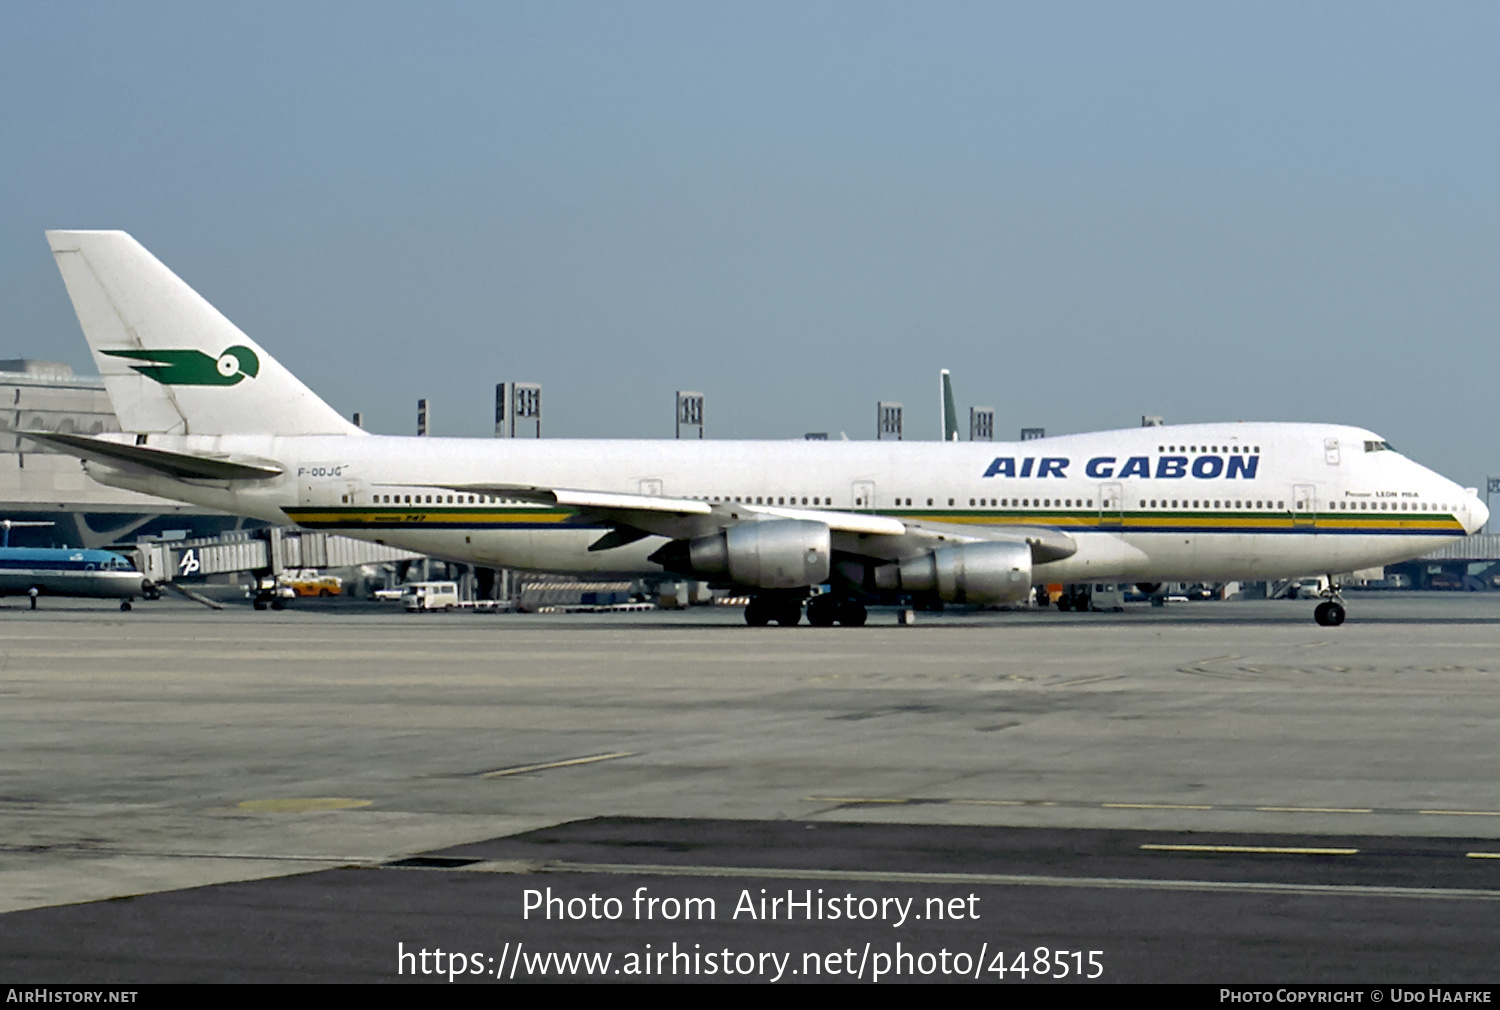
[651,518,831,589]
[874,540,1032,605]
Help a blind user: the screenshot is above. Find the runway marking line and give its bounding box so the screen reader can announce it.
[806,796,1500,820]
[479,752,638,778]
[805,796,1500,824]
[950,799,1027,807]
[1465,853,1500,859]
[1142,844,1359,856]
[1053,675,1121,687]
[236,798,371,813]
[439,860,1500,902]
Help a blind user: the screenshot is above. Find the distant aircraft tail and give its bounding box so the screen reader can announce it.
[45,231,360,436]
[940,369,959,442]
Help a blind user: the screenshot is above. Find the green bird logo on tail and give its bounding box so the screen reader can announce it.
[102,346,260,386]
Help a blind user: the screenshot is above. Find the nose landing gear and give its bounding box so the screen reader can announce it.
[1313,578,1347,626]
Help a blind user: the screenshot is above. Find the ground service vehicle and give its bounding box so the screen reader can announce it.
[401,581,459,611]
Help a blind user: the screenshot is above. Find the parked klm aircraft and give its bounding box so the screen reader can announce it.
[0,520,152,610]
[26,231,1488,626]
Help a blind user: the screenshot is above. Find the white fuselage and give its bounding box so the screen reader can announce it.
[78,421,1484,586]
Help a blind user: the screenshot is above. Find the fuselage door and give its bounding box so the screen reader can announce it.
[852,480,876,509]
[1324,438,1341,465]
[639,478,663,497]
[1292,484,1317,528]
[1098,482,1124,529]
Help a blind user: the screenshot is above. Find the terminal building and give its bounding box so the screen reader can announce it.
[0,359,264,548]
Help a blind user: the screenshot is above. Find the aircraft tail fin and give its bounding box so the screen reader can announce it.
[940,369,959,442]
[45,231,361,436]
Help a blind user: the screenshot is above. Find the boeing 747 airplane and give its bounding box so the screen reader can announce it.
[25,231,1488,626]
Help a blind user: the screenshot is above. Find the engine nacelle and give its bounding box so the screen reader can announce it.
[875,540,1032,605]
[656,519,832,589]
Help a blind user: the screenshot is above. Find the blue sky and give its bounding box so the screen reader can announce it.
[2,2,1497,486]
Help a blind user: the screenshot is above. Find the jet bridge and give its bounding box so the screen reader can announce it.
[132,528,422,586]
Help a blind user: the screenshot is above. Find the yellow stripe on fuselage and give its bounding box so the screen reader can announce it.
[285,508,577,526]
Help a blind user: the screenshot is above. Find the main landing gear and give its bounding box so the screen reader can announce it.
[1313,577,1346,627]
[745,593,868,627]
[744,594,803,626]
[805,594,866,627]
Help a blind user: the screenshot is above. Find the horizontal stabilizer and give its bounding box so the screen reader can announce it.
[20,430,283,480]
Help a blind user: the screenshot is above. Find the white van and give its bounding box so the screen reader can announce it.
[401,581,460,612]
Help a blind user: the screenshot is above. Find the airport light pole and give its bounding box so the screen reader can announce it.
[969,407,993,441]
[496,381,544,437]
[676,391,704,439]
[878,402,903,440]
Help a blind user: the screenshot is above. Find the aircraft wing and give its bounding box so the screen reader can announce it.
[19,430,284,480]
[438,482,1075,562]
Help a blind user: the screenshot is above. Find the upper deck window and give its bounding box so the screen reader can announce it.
[1364,440,1395,453]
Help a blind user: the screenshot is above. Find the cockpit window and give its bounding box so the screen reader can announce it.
[1364,440,1395,453]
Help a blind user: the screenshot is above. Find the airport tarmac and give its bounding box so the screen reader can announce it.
[3,592,1500,982]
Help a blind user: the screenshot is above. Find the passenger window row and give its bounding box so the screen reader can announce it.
[698,496,828,506]
[1159,444,1260,453]
[1338,500,1451,512]
[1139,499,1284,509]
[966,498,1095,508]
[373,494,508,505]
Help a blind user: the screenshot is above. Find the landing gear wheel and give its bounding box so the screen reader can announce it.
[744,598,771,626]
[773,599,803,627]
[836,601,867,627]
[806,596,838,626]
[119,600,132,612]
[1314,600,1345,626]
